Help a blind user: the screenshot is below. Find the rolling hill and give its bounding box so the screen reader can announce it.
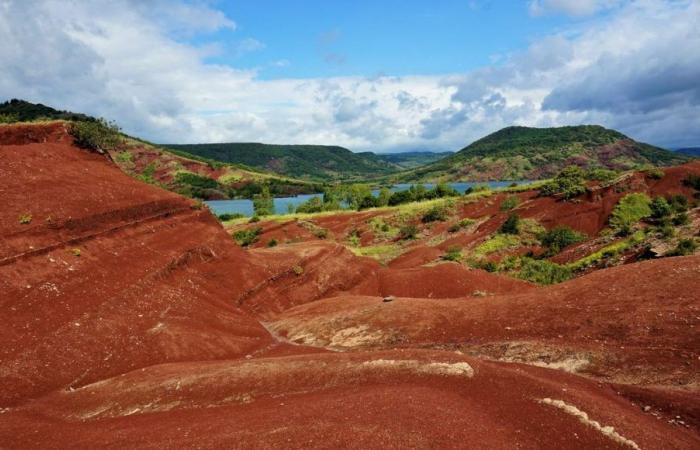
[394,125,690,182]
[164,142,398,181]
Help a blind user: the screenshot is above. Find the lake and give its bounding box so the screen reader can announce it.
[205,181,528,217]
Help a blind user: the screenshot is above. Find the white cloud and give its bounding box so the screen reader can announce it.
[0,0,698,152]
[529,0,624,17]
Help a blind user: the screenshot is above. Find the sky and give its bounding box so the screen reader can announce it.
[1,0,699,152]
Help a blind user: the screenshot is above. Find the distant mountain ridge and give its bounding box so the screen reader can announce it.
[675,147,700,157]
[393,125,690,182]
[164,142,399,181]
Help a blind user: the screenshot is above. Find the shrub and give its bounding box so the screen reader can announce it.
[644,168,665,180]
[249,215,260,223]
[682,174,700,191]
[539,166,587,199]
[175,172,218,189]
[115,151,133,163]
[292,265,304,275]
[538,226,586,255]
[399,223,418,240]
[650,197,672,219]
[421,205,448,223]
[517,258,572,285]
[667,238,697,256]
[442,246,462,262]
[481,261,498,272]
[295,196,324,214]
[448,218,475,232]
[18,213,32,224]
[587,168,618,183]
[70,119,122,152]
[267,238,278,247]
[609,193,652,235]
[499,213,520,235]
[217,213,245,221]
[232,227,262,247]
[668,194,689,213]
[474,234,520,256]
[70,248,81,257]
[500,195,520,211]
[672,212,689,226]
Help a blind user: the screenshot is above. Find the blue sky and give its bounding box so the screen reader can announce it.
[2,1,699,152]
[204,1,572,79]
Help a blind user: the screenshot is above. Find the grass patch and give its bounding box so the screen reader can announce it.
[232,227,262,247]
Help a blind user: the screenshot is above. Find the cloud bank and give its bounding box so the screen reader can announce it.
[0,0,698,151]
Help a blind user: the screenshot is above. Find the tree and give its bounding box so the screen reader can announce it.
[376,187,392,207]
[253,186,274,216]
[499,213,520,235]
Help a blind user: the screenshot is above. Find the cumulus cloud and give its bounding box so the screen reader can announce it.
[0,0,698,151]
[529,0,624,17]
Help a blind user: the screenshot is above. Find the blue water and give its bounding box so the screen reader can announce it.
[205,181,528,217]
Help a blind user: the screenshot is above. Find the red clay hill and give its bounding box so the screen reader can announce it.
[1,122,699,449]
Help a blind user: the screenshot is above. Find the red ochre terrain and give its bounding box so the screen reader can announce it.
[1,123,699,449]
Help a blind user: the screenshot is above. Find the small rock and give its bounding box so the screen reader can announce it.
[643,405,651,412]
[383,296,395,303]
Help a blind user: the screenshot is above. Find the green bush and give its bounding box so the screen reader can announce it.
[672,212,689,226]
[267,238,278,248]
[650,197,672,219]
[539,166,587,199]
[499,213,520,235]
[448,218,475,232]
[517,258,572,285]
[175,172,218,189]
[682,174,700,190]
[500,195,520,211]
[538,226,586,255]
[218,213,245,221]
[609,193,652,235]
[586,168,619,183]
[18,213,32,224]
[644,168,665,180]
[295,196,325,214]
[70,119,122,152]
[667,238,697,256]
[421,205,448,223]
[232,227,262,247]
[399,223,418,240]
[442,246,462,261]
[668,194,689,213]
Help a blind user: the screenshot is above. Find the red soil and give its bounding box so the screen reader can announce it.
[2,123,699,448]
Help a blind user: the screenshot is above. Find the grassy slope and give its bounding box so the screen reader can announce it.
[164,142,399,181]
[391,125,690,182]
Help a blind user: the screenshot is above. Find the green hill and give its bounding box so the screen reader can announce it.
[0,99,95,123]
[395,125,690,182]
[164,142,398,181]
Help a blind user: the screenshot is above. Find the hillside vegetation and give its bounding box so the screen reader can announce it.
[0,100,318,200]
[0,98,94,122]
[374,151,453,169]
[165,142,398,181]
[393,125,689,182]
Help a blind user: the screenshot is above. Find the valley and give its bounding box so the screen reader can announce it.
[1,121,699,448]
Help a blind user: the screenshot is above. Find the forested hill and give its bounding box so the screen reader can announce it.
[164,142,399,181]
[393,125,689,182]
